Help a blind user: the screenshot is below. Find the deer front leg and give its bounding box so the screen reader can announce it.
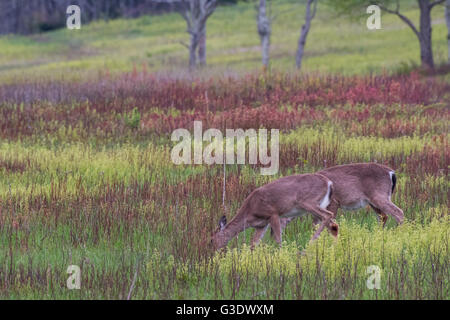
[269,215,282,246]
[272,217,293,239]
[280,217,294,232]
[251,225,269,249]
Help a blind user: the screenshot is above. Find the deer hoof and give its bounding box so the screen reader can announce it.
[330,221,339,237]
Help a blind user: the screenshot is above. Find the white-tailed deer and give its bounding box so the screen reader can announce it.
[211,173,339,250]
[280,163,404,231]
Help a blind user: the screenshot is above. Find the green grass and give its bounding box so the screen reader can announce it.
[170,216,449,299]
[0,126,445,197]
[0,0,448,82]
[0,123,448,299]
[0,0,448,300]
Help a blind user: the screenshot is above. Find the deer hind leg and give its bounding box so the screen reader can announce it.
[312,198,340,226]
[327,198,340,220]
[369,204,388,228]
[251,225,269,249]
[303,205,338,241]
[369,196,404,225]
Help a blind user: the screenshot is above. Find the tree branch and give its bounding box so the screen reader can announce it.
[179,40,190,49]
[205,0,218,18]
[429,0,445,9]
[311,0,318,20]
[180,9,193,33]
[378,4,420,39]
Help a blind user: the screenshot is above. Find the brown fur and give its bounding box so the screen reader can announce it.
[211,173,338,251]
[280,163,404,231]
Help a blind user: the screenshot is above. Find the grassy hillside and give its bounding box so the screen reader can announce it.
[0,0,448,82]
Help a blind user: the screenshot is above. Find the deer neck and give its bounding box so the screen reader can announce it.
[221,208,250,244]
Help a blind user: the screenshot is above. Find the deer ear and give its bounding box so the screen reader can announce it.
[219,215,227,231]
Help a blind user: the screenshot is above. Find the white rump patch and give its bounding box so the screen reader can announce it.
[389,171,395,200]
[319,180,332,209]
[389,171,394,179]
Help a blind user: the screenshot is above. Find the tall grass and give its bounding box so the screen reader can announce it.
[144,216,449,299]
[0,72,448,299]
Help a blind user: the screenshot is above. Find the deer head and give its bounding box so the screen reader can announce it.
[210,215,228,250]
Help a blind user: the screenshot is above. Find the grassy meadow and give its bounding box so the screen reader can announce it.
[0,0,449,81]
[0,1,449,300]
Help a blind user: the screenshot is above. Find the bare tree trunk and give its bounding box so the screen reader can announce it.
[418,0,434,69]
[296,0,317,70]
[258,0,271,69]
[446,0,450,63]
[189,32,199,69]
[197,24,207,67]
[181,0,217,70]
[378,0,444,70]
[13,0,21,33]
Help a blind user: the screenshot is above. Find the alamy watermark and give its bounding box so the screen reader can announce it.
[367,5,381,30]
[171,121,279,175]
[66,5,81,30]
[66,4,380,31]
[366,265,381,290]
[67,265,81,289]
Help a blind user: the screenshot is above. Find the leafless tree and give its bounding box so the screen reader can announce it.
[328,0,445,70]
[296,0,318,70]
[257,0,271,70]
[256,0,292,70]
[180,0,218,69]
[378,0,445,69]
[446,0,450,63]
[0,0,187,35]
